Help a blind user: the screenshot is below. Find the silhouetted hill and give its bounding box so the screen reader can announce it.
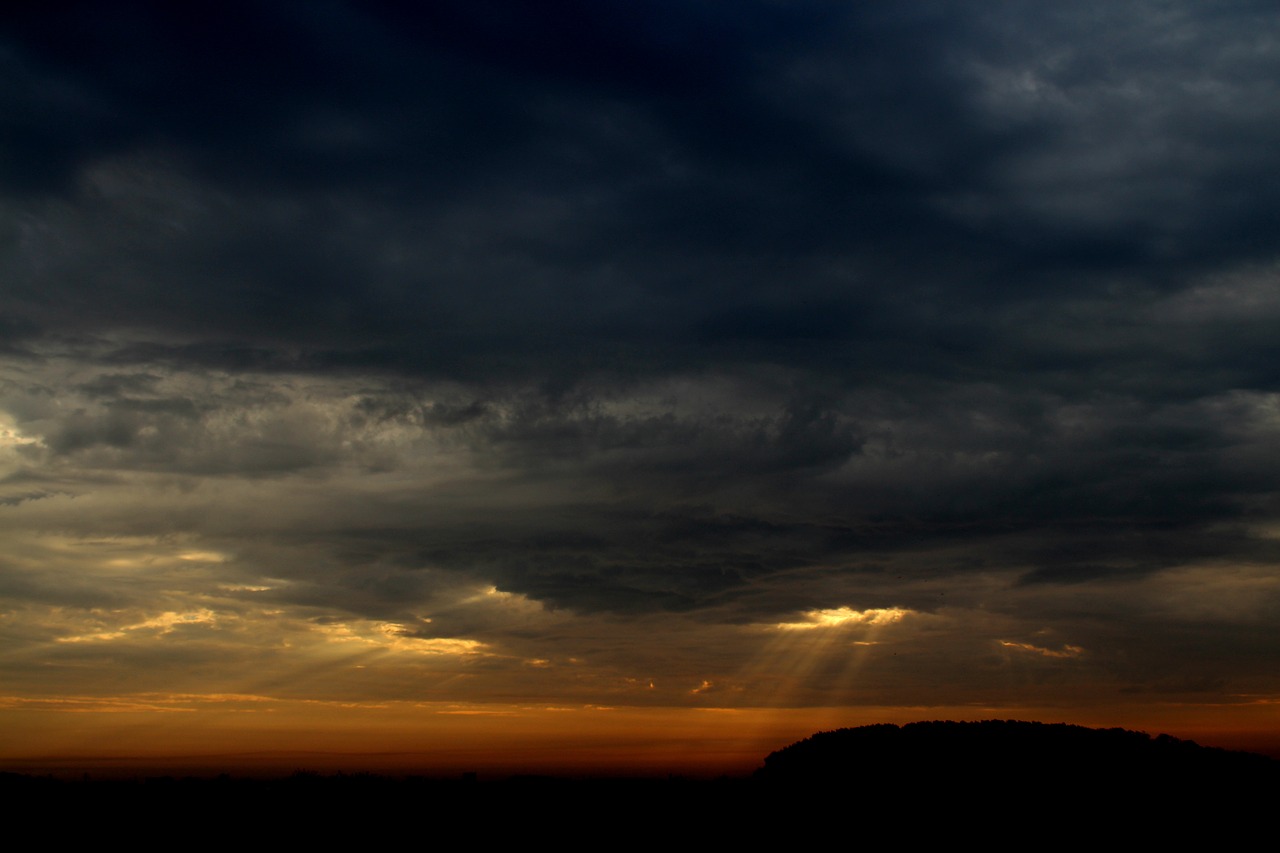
[756,719,1277,809]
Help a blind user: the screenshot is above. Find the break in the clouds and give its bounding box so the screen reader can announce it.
[3,1,1280,759]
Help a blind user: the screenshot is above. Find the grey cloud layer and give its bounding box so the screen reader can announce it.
[2,2,1279,707]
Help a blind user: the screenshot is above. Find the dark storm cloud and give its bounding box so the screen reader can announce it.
[3,0,1280,653]
[4,1,1276,397]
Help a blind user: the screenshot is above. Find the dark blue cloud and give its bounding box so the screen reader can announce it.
[3,0,1280,620]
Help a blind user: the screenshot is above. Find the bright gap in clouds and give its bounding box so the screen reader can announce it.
[736,606,918,714]
[774,606,910,631]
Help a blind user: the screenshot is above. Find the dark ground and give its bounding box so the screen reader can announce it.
[7,721,1275,841]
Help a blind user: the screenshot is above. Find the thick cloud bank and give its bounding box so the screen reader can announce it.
[2,2,1279,726]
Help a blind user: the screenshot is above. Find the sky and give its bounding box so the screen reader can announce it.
[3,1,1280,776]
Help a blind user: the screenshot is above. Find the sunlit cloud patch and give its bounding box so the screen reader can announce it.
[312,620,488,657]
[56,608,219,643]
[999,640,1085,659]
[774,606,911,631]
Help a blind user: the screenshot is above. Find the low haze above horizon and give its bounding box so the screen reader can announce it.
[3,1,1280,775]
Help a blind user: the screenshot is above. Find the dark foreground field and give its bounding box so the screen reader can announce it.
[7,721,1275,840]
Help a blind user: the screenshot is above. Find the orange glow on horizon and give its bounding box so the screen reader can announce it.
[4,694,1278,779]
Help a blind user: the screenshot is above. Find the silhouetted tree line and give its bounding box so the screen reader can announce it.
[755,719,1278,816]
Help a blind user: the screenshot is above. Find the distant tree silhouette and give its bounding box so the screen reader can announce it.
[755,719,1277,814]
